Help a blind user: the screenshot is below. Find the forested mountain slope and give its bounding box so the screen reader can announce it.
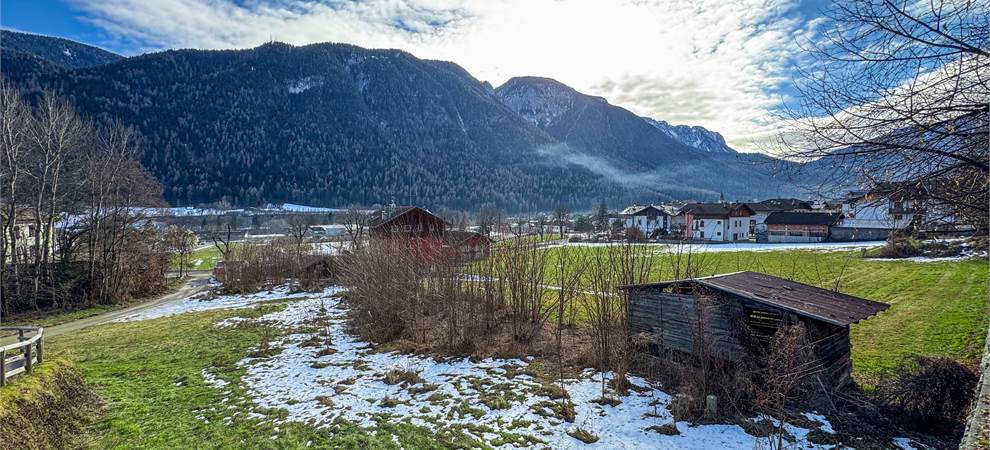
[7,37,818,210]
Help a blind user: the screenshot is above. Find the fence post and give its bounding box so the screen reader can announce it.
[36,336,43,365]
[0,348,5,386]
[24,342,32,374]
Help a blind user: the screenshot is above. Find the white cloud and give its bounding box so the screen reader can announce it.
[68,0,819,151]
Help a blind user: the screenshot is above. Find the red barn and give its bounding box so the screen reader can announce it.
[442,230,492,261]
[369,206,448,256]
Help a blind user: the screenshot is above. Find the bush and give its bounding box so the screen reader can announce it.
[338,237,501,350]
[874,355,977,436]
[873,231,922,258]
[625,227,647,243]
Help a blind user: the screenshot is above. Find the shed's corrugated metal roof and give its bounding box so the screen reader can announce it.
[619,271,889,326]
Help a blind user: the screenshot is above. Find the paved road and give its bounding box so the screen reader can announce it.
[1,272,211,345]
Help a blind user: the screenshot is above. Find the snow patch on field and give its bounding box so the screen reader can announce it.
[865,255,974,263]
[215,293,840,449]
[545,241,885,253]
[114,285,343,322]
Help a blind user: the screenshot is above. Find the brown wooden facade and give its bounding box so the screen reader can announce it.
[369,206,446,238]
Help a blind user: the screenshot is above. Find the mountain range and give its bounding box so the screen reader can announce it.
[1,30,816,212]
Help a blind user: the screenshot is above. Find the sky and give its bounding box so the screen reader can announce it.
[0,0,833,152]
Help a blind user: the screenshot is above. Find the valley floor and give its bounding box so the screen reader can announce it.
[22,246,986,448]
[51,288,857,449]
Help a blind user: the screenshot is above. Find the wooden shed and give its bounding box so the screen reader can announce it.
[618,271,889,387]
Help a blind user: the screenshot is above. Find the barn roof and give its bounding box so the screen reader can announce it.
[369,206,447,228]
[618,271,889,326]
[764,211,844,226]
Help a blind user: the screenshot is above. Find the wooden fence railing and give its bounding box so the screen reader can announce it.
[0,326,44,387]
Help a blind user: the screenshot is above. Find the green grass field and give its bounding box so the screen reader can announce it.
[28,246,986,447]
[47,304,488,449]
[172,246,223,272]
[534,246,988,380]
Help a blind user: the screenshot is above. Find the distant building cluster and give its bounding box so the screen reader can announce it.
[608,186,973,243]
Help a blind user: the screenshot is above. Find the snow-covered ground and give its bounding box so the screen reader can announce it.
[113,285,343,322]
[865,255,974,263]
[544,241,886,253]
[108,283,928,449]
[209,292,843,449]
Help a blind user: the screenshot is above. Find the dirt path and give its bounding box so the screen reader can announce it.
[1,272,211,344]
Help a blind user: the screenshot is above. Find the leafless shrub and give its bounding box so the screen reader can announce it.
[220,238,334,293]
[872,231,922,259]
[496,238,552,343]
[753,325,822,450]
[874,355,977,437]
[583,242,656,399]
[337,237,494,351]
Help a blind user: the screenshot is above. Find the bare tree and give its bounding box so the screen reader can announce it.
[779,0,989,230]
[341,205,368,251]
[82,121,163,304]
[477,206,501,239]
[26,90,86,308]
[0,81,32,320]
[166,225,197,278]
[553,203,570,240]
[287,214,314,254]
[211,222,233,262]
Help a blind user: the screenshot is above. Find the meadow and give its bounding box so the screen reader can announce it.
[525,244,988,381]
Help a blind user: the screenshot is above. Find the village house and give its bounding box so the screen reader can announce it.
[762,211,844,243]
[618,205,672,238]
[677,203,755,241]
[831,189,920,241]
[619,271,890,388]
[743,198,813,236]
[1,208,57,264]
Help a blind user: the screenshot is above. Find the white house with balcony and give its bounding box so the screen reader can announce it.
[678,203,756,242]
[618,205,672,237]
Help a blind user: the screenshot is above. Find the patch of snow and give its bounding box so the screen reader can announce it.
[214,293,841,449]
[62,48,73,57]
[202,368,229,388]
[114,285,344,322]
[892,437,933,450]
[865,255,973,263]
[287,77,325,94]
[545,241,886,254]
[278,203,345,213]
[800,412,835,434]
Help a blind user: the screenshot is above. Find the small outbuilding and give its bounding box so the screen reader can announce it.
[619,271,889,388]
[442,230,492,261]
[763,211,844,243]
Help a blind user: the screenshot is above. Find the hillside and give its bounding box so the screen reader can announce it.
[495,76,810,200]
[29,42,638,210]
[0,30,122,69]
[9,38,817,210]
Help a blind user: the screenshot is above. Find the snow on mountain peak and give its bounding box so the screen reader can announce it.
[643,117,736,153]
[495,77,578,128]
